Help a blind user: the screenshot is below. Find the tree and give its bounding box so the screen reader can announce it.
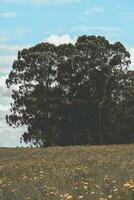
[6,43,57,147]
[57,36,131,145]
[6,35,132,147]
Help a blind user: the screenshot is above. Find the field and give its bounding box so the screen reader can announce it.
[0,145,134,200]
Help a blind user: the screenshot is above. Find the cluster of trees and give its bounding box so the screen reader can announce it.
[6,35,134,147]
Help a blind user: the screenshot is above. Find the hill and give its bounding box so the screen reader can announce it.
[0,145,134,200]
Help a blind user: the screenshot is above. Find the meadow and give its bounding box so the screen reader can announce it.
[0,145,134,200]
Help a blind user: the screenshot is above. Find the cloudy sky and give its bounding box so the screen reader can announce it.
[0,0,134,147]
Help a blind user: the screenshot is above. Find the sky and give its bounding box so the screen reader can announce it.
[0,0,134,147]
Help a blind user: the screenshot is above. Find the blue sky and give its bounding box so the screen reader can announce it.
[0,0,134,47]
[0,0,134,74]
[0,0,134,146]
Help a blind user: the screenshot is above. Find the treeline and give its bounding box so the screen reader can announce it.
[6,35,134,147]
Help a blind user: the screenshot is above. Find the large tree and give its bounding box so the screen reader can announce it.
[56,36,131,145]
[6,35,132,147]
[6,43,58,147]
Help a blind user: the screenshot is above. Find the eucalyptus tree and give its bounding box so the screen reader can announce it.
[57,35,131,144]
[6,35,131,146]
[6,43,58,146]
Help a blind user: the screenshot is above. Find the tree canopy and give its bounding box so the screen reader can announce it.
[6,35,134,147]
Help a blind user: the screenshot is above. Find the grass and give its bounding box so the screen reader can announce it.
[0,145,134,200]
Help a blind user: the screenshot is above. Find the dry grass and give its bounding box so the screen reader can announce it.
[0,145,134,200]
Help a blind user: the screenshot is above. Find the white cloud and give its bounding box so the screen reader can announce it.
[0,119,27,147]
[0,11,17,18]
[0,75,12,99]
[0,75,12,133]
[46,34,75,45]
[0,105,10,111]
[0,77,28,147]
[0,67,11,74]
[0,75,18,115]
[84,7,104,15]
[0,75,8,86]
[0,75,19,115]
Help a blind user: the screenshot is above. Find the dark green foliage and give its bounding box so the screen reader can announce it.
[6,35,134,147]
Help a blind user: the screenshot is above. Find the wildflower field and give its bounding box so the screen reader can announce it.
[0,145,134,200]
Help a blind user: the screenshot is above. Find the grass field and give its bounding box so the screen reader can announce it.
[0,145,134,200]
